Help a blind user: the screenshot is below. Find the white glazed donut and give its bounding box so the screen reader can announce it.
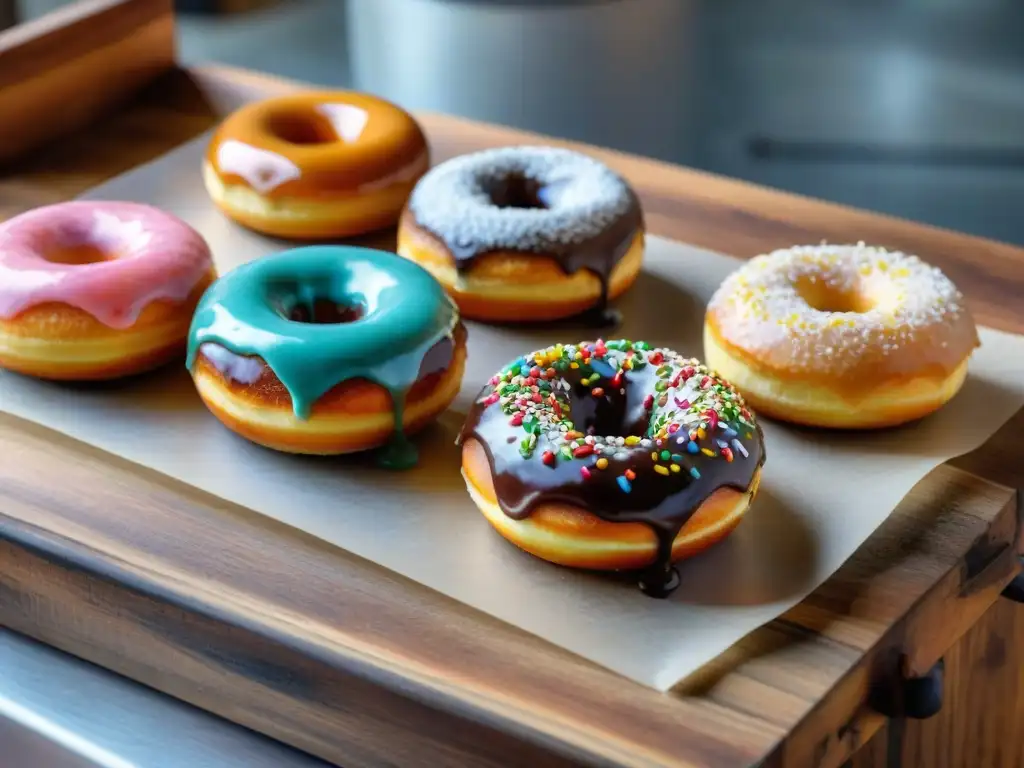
[703,242,981,429]
[396,146,645,323]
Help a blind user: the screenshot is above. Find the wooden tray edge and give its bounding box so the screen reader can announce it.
[0,0,175,165]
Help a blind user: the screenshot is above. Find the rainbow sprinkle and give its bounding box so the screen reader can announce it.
[476,340,759,494]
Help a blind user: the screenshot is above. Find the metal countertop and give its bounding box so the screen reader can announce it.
[0,629,330,768]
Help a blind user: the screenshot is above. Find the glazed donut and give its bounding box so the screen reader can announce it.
[0,201,215,380]
[458,340,765,596]
[203,91,429,239]
[704,243,981,429]
[187,245,465,467]
[397,146,645,324]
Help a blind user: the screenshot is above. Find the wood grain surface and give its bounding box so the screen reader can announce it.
[0,8,1023,765]
[891,596,1024,768]
[847,596,1024,768]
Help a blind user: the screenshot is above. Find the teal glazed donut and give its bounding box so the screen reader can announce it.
[186,245,466,467]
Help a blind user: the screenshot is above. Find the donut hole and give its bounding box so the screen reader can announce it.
[270,293,365,324]
[42,243,112,265]
[794,277,877,314]
[486,173,549,210]
[266,112,337,145]
[283,298,365,324]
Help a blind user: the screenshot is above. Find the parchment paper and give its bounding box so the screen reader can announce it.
[2,136,1022,691]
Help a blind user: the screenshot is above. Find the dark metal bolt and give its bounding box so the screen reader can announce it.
[1000,557,1024,603]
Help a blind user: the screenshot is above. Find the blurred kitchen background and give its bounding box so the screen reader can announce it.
[10,0,1024,245]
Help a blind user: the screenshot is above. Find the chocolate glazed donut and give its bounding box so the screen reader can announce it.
[458,339,766,597]
[399,146,645,325]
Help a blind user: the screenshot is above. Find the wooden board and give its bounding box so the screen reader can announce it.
[0,0,174,164]
[1,3,1023,767]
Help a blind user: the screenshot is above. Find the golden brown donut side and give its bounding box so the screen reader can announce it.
[0,272,216,380]
[462,438,760,571]
[397,209,645,322]
[703,319,972,428]
[192,323,468,454]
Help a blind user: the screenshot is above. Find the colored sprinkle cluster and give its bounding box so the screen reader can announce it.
[707,242,974,374]
[480,339,758,493]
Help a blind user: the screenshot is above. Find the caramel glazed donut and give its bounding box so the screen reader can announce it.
[704,243,981,429]
[397,146,645,323]
[203,91,429,239]
[187,246,466,468]
[459,339,765,597]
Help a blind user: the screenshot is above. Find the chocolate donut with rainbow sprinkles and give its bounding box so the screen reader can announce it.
[704,242,981,429]
[458,339,765,597]
[397,146,645,324]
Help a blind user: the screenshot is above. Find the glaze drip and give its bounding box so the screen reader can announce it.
[458,340,765,596]
[408,147,643,322]
[186,245,459,468]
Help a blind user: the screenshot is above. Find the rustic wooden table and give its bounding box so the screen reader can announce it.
[1,2,1022,767]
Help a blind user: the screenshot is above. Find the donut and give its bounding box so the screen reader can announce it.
[203,91,429,240]
[0,201,215,381]
[704,243,981,429]
[187,245,465,467]
[397,146,645,324]
[458,340,765,596]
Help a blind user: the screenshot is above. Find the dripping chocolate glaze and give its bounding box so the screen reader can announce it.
[447,191,637,325]
[457,343,765,597]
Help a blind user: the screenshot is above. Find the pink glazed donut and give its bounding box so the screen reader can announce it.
[0,201,216,380]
